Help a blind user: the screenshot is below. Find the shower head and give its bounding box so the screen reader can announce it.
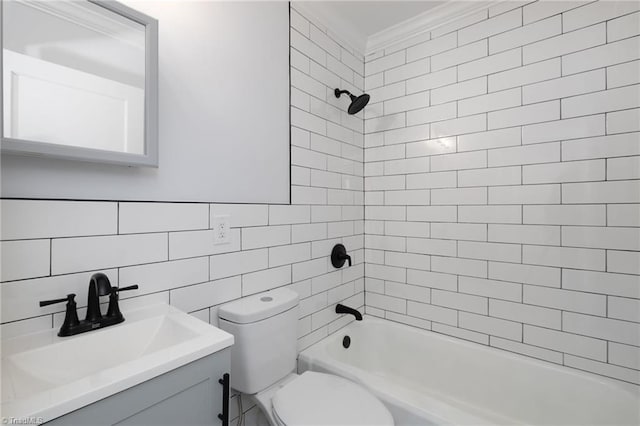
[348,93,370,115]
[334,88,370,115]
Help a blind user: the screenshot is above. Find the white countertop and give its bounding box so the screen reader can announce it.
[1,303,233,422]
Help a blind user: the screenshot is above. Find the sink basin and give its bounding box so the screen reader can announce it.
[1,303,233,421]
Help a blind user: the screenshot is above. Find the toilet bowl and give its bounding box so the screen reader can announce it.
[252,371,393,426]
[218,288,394,426]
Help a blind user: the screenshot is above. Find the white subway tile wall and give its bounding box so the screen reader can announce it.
[364,0,640,384]
[0,5,364,355]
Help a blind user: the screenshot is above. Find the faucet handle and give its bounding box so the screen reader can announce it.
[106,285,139,320]
[40,294,81,336]
[116,285,139,292]
[106,284,139,298]
[40,293,76,307]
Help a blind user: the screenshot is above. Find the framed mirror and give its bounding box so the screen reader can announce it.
[1,0,158,167]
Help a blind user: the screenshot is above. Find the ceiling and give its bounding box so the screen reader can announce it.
[296,1,452,54]
[315,1,446,38]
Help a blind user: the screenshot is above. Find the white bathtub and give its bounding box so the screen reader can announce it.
[298,317,640,425]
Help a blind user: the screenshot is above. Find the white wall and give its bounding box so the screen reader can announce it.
[1,1,290,204]
[363,0,640,385]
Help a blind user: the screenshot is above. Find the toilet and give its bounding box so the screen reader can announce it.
[218,288,394,426]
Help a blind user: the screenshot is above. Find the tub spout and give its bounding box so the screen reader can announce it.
[336,303,363,321]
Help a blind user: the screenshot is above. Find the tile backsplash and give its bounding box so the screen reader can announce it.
[362,0,640,385]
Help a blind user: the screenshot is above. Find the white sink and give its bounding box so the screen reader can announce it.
[1,303,234,421]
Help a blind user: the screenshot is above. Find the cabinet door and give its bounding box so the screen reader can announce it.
[46,349,230,426]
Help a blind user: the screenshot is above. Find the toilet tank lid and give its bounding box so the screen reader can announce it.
[218,288,299,324]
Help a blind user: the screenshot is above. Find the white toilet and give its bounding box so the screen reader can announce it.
[218,288,394,426]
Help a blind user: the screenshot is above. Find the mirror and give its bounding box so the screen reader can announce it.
[1,0,158,166]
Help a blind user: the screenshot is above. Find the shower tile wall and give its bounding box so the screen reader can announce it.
[0,5,364,357]
[363,0,640,384]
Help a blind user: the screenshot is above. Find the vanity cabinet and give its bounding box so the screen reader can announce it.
[45,348,230,425]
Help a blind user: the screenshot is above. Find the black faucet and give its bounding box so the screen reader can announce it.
[39,273,139,337]
[336,304,363,321]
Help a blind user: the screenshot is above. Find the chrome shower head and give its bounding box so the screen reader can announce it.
[334,88,370,115]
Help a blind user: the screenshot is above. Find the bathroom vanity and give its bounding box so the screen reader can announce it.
[45,350,230,426]
[1,304,233,425]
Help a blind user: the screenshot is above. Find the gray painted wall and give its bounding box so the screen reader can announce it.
[1,1,290,204]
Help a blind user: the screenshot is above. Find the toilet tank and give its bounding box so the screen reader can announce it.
[218,288,299,394]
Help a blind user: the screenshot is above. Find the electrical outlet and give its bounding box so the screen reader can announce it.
[213,215,230,245]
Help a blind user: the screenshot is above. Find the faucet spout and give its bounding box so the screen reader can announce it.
[335,303,363,321]
[86,273,112,322]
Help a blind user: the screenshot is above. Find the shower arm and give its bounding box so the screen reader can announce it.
[334,88,352,98]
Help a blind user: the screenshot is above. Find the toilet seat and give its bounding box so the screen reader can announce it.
[271,371,394,426]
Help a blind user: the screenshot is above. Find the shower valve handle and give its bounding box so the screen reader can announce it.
[331,244,351,268]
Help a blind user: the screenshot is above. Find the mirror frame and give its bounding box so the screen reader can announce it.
[0,0,159,167]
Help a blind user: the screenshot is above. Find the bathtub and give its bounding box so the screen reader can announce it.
[298,317,640,425]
